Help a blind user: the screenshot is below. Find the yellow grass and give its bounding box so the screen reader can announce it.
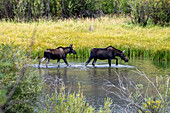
[0,17,170,59]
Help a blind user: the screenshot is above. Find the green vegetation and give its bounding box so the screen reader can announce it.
[43,83,112,113]
[103,69,169,113]
[144,98,163,112]
[141,75,169,113]
[0,0,169,26]
[0,17,170,60]
[0,42,43,112]
[130,0,169,26]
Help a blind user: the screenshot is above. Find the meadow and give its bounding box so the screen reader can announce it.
[0,17,170,60]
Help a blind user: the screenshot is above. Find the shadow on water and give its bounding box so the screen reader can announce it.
[37,58,170,110]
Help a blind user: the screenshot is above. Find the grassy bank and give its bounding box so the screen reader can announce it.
[0,17,170,61]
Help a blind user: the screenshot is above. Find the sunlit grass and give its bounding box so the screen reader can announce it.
[0,17,170,60]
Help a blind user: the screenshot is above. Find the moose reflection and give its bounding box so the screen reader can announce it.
[38,44,76,68]
[85,46,128,67]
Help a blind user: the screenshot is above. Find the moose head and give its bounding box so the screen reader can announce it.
[120,50,128,62]
[68,44,76,54]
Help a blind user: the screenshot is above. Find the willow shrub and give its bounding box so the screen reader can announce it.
[141,75,170,113]
[130,0,169,26]
[142,88,169,113]
[43,83,113,113]
[0,42,44,112]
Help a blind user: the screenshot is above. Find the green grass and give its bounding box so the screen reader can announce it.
[0,17,170,60]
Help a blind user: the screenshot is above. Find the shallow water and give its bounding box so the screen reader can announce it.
[36,58,170,110]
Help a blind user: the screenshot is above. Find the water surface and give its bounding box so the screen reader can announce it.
[36,58,170,110]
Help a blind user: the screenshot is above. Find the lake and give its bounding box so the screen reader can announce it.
[36,58,170,111]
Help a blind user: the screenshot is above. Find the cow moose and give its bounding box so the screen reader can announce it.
[85,46,128,67]
[38,44,76,68]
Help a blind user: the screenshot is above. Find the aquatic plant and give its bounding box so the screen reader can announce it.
[0,17,169,60]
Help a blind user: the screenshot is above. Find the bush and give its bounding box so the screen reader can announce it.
[103,69,169,112]
[0,0,103,20]
[42,83,113,113]
[0,42,43,112]
[0,0,169,26]
[144,98,163,113]
[130,0,169,26]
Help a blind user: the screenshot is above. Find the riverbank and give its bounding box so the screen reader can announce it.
[0,17,170,60]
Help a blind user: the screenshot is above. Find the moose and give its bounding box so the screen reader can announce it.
[85,46,128,67]
[38,44,76,68]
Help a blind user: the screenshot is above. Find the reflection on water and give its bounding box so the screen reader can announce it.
[38,58,170,110]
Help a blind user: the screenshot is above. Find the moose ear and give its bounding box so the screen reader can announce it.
[69,44,73,47]
[122,50,125,54]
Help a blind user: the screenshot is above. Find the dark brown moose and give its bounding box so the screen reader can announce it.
[38,44,76,68]
[85,46,128,67]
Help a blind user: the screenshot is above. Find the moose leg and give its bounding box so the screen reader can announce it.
[92,58,97,67]
[57,59,60,67]
[46,58,50,68]
[85,55,94,66]
[38,57,46,69]
[115,58,118,65]
[63,58,69,66]
[108,58,112,67]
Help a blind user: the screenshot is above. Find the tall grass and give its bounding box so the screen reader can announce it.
[0,17,170,60]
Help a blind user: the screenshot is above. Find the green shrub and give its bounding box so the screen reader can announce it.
[143,98,163,113]
[0,42,43,112]
[43,83,113,113]
[130,0,169,26]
